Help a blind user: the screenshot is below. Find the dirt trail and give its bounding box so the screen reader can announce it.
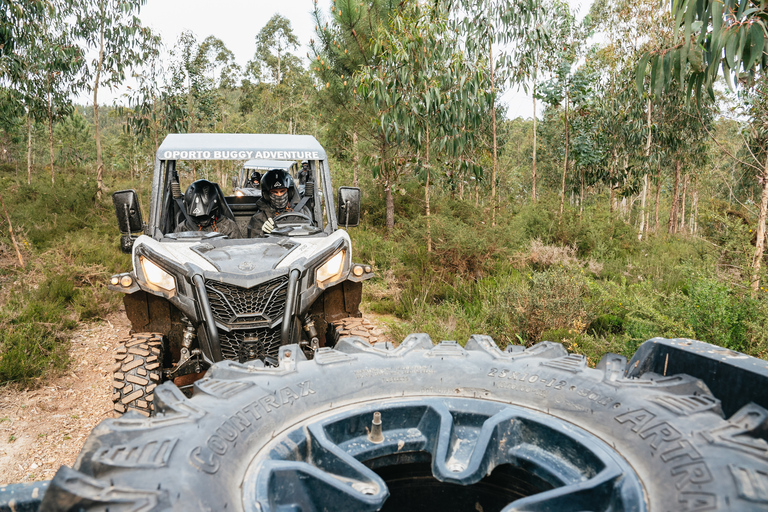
[0,310,394,485]
[0,311,129,485]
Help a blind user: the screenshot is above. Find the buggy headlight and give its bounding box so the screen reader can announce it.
[140,256,176,292]
[316,251,345,286]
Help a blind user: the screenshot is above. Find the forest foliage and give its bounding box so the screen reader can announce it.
[1,0,768,384]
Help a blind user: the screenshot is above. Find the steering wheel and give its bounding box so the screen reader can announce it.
[269,211,320,237]
[273,212,312,226]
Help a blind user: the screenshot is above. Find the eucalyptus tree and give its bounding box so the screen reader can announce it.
[244,18,311,134]
[247,15,297,129]
[447,0,539,224]
[741,74,768,283]
[2,1,79,183]
[357,0,489,240]
[197,36,241,135]
[588,0,669,228]
[310,0,398,185]
[55,110,93,166]
[166,31,221,134]
[641,0,768,291]
[249,15,299,85]
[12,6,82,185]
[199,36,240,90]
[655,88,713,235]
[519,0,570,203]
[0,88,25,165]
[0,0,53,82]
[538,52,595,218]
[121,34,186,158]
[72,0,155,199]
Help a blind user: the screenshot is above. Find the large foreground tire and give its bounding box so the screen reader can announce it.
[111,333,165,416]
[43,335,768,511]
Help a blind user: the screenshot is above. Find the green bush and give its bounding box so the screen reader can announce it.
[0,323,69,385]
[0,168,142,386]
[678,276,753,351]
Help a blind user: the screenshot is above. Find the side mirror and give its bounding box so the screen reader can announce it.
[112,190,143,253]
[337,187,361,228]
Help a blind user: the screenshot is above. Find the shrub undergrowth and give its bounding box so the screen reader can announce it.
[2,162,767,386]
[351,186,768,364]
[0,168,138,385]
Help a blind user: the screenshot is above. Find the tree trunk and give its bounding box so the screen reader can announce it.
[654,168,661,232]
[751,153,768,295]
[385,179,394,234]
[559,97,569,219]
[425,123,431,253]
[668,159,681,234]
[639,99,652,240]
[691,189,698,235]
[94,11,105,200]
[532,84,537,204]
[638,173,648,240]
[490,39,498,226]
[352,131,359,188]
[47,80,55,185]
[153,94,160,155]
[609,151,616,213]
[622,156,630,220]
[26,114,32,185]
[680,173,689,233]
[0,193,24,267]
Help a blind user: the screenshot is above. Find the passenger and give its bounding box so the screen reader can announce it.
[175,179,242,238]
[298,161,310,185]
[247,169,312,237]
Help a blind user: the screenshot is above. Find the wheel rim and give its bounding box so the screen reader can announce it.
[242,397,646,512]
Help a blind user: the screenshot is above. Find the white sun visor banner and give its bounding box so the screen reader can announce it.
[162,150,322,160]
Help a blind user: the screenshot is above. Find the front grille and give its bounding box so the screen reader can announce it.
[219,327,282,365]
[205,276,288,325]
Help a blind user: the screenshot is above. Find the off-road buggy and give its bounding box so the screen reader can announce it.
[107,133,373,416]
[233,158,299,198]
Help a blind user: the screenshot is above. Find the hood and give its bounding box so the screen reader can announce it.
[191,239,298,273]
[132,230,351,282]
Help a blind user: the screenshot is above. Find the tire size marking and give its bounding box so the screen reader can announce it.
[189,380,315,474]
[615,408,717,510]
[486,367,614,408]
[488,368,564,389]
[354,365,435,383]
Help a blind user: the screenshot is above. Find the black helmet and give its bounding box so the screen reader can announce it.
[261,169,294,211]
[250,171,261,183]
[183,179,219,227]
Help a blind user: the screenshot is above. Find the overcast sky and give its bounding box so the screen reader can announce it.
[91,0,593,119]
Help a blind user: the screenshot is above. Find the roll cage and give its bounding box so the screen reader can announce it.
[147,134,338,239]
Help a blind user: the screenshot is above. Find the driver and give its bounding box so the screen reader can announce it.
[247,169,312,237]
[175,179,242,238]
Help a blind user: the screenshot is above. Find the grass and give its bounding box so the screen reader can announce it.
[1,162,766,387]
[351,185,768,364]
[0,166,138,385]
